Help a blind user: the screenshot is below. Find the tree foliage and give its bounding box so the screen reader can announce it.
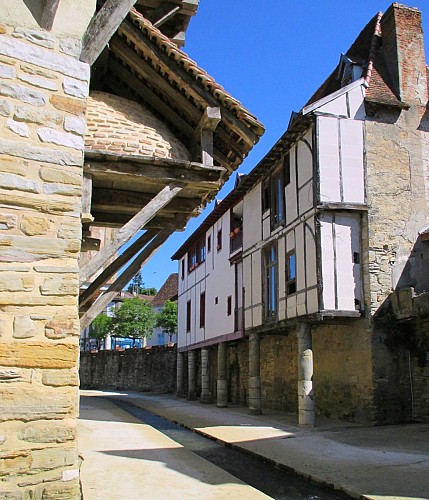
[156,300,178,342]
[90,313,113,348]
[112,298,155,347]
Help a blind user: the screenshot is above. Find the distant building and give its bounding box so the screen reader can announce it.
[173,3,429,425]
[147,273,178,346]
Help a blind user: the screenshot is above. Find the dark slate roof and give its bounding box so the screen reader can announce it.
[152,273,178,306]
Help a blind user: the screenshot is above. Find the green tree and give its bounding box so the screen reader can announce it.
[156,300,178,343]
[90,313,113,350]
[113,298,155,347]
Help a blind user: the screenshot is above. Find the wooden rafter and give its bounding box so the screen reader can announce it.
[80,226,176,331]
[80,0,138,65]
[79,183,182,284]
[91,212,192,229]
[40,0,61,30]
[119,19,258,148]
[79,229,157,308]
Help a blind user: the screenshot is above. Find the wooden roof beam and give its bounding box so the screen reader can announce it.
[80,0,138,65]
[79,183,182,284]
[80,226,175,331]
[150,3,180,27]
[119,20,259,148]
[91,212,195,229]
[193,107,221,167]
[40,0,61,31]
[79,229,157,308]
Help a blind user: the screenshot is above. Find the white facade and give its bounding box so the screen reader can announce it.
[176,79,367,348]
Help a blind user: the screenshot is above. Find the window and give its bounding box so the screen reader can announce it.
[207,235,211,253]
[217,228,222,251]
[271,166,285,228]
[263,242,278,320]
[199,292,206,328]
[284,152,291,186]
[286,250,296,295]
[187,236,205,272]
[181,259,185,280]
[262,178,270,212]
[227,295,232,316]
[186,300,191,332]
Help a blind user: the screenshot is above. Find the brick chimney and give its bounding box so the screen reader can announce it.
[381,3,428,106]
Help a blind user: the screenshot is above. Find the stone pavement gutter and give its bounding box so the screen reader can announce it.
[80,390,429,500]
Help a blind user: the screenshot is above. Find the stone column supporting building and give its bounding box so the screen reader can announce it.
[187,349,197,401]
[217,342,228,407]
[176,351,185,397]
[297,322,315,426]
[248,332,262,414]
[200,347,213,403]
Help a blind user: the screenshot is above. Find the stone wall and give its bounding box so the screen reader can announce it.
[0,23,89,498]
[79,346,177,393]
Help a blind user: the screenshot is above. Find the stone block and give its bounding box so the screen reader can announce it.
[0,342,78,369]
[20,64,56,80]
[40,167,81,186]
[31,447,76,471]
[0,37,90,81]
[0,156,30,176]
[42,479,80,499]
[0,98,12,117]
[0,235,71,263]
[6,119,29,138]
[64,116,86,136]
[42,369,79,387]
[50,95,86,116]
[0,450,31,477]
[0,138,83,167]
[14,104,62,127]
[62,77,88,99]
[18,72,58,91]
[0,173,39,193]
[0,213,17,230]
[43,183,81,197]
[0,274,34,292]
[34,266,78,274]
[45,314,79,340]
[37,128,84,151]
[18,422,76,443]
[13,316,36,339]
[57,223,81,240]
[40,276,79,296]
[0,64,15,79]
[59,38,81,58]
[0,81,47,106]
[12,28,56,49]
[20,216,51,236]
[0,368,22,381]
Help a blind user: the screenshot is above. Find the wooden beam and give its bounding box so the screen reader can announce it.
[80,227,174,331]
[91,188,201,215]
[80,229,157,307]
[193,107,221,167]
[91,212,189,228]
[151,4,180,27]
[109,37,200,124]
[119,19,259,148]
[79,183,182,284]
[40,0,61,30]
[81,171,93,224]
[105,61,195,139]
[84,156,223,188]
[80,0,138,65]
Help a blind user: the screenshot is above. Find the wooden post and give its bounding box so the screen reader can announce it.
[200,347,213,404]
[81,171,93,224]
[40,0,61,31]
[194,107,221,167]
[248,332,262,415]
[297,322,315,426]
[217,342,228,407]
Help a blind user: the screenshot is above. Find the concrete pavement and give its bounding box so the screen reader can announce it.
[79,390,429,500]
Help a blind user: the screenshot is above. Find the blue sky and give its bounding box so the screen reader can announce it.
[135,0,429,290]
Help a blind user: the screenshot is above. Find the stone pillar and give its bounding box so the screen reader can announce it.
[104,334,112,350]
[176,351,185,397]
[248,332,262,415]
[297,322,315,426]
[200,347,213,403]
[187,349,197,400]
[217,342,228,407]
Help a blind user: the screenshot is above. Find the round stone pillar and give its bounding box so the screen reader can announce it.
[248,332,262,415]
[217,342,228,407]
[297,322,315,426]
[187,350,197,401]
[176,351,185,397]
[200,348,213,404]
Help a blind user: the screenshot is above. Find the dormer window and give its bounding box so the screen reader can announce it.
[338,54,363,88]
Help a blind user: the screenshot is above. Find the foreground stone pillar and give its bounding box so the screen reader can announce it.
[187,350,197,400]
[217,342,228,407]
[200,347,213,403]
[176,351,185,397]
[297,322,315,426]
[248,332,262,415]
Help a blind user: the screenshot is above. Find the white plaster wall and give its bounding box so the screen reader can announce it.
[243,184,262,250]
[2,0,95,38]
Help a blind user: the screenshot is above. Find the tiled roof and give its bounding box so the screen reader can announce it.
[129,8,265,138]
[152,273,178,306]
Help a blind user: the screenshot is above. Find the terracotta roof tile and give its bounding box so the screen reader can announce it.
[152,273,178,306]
